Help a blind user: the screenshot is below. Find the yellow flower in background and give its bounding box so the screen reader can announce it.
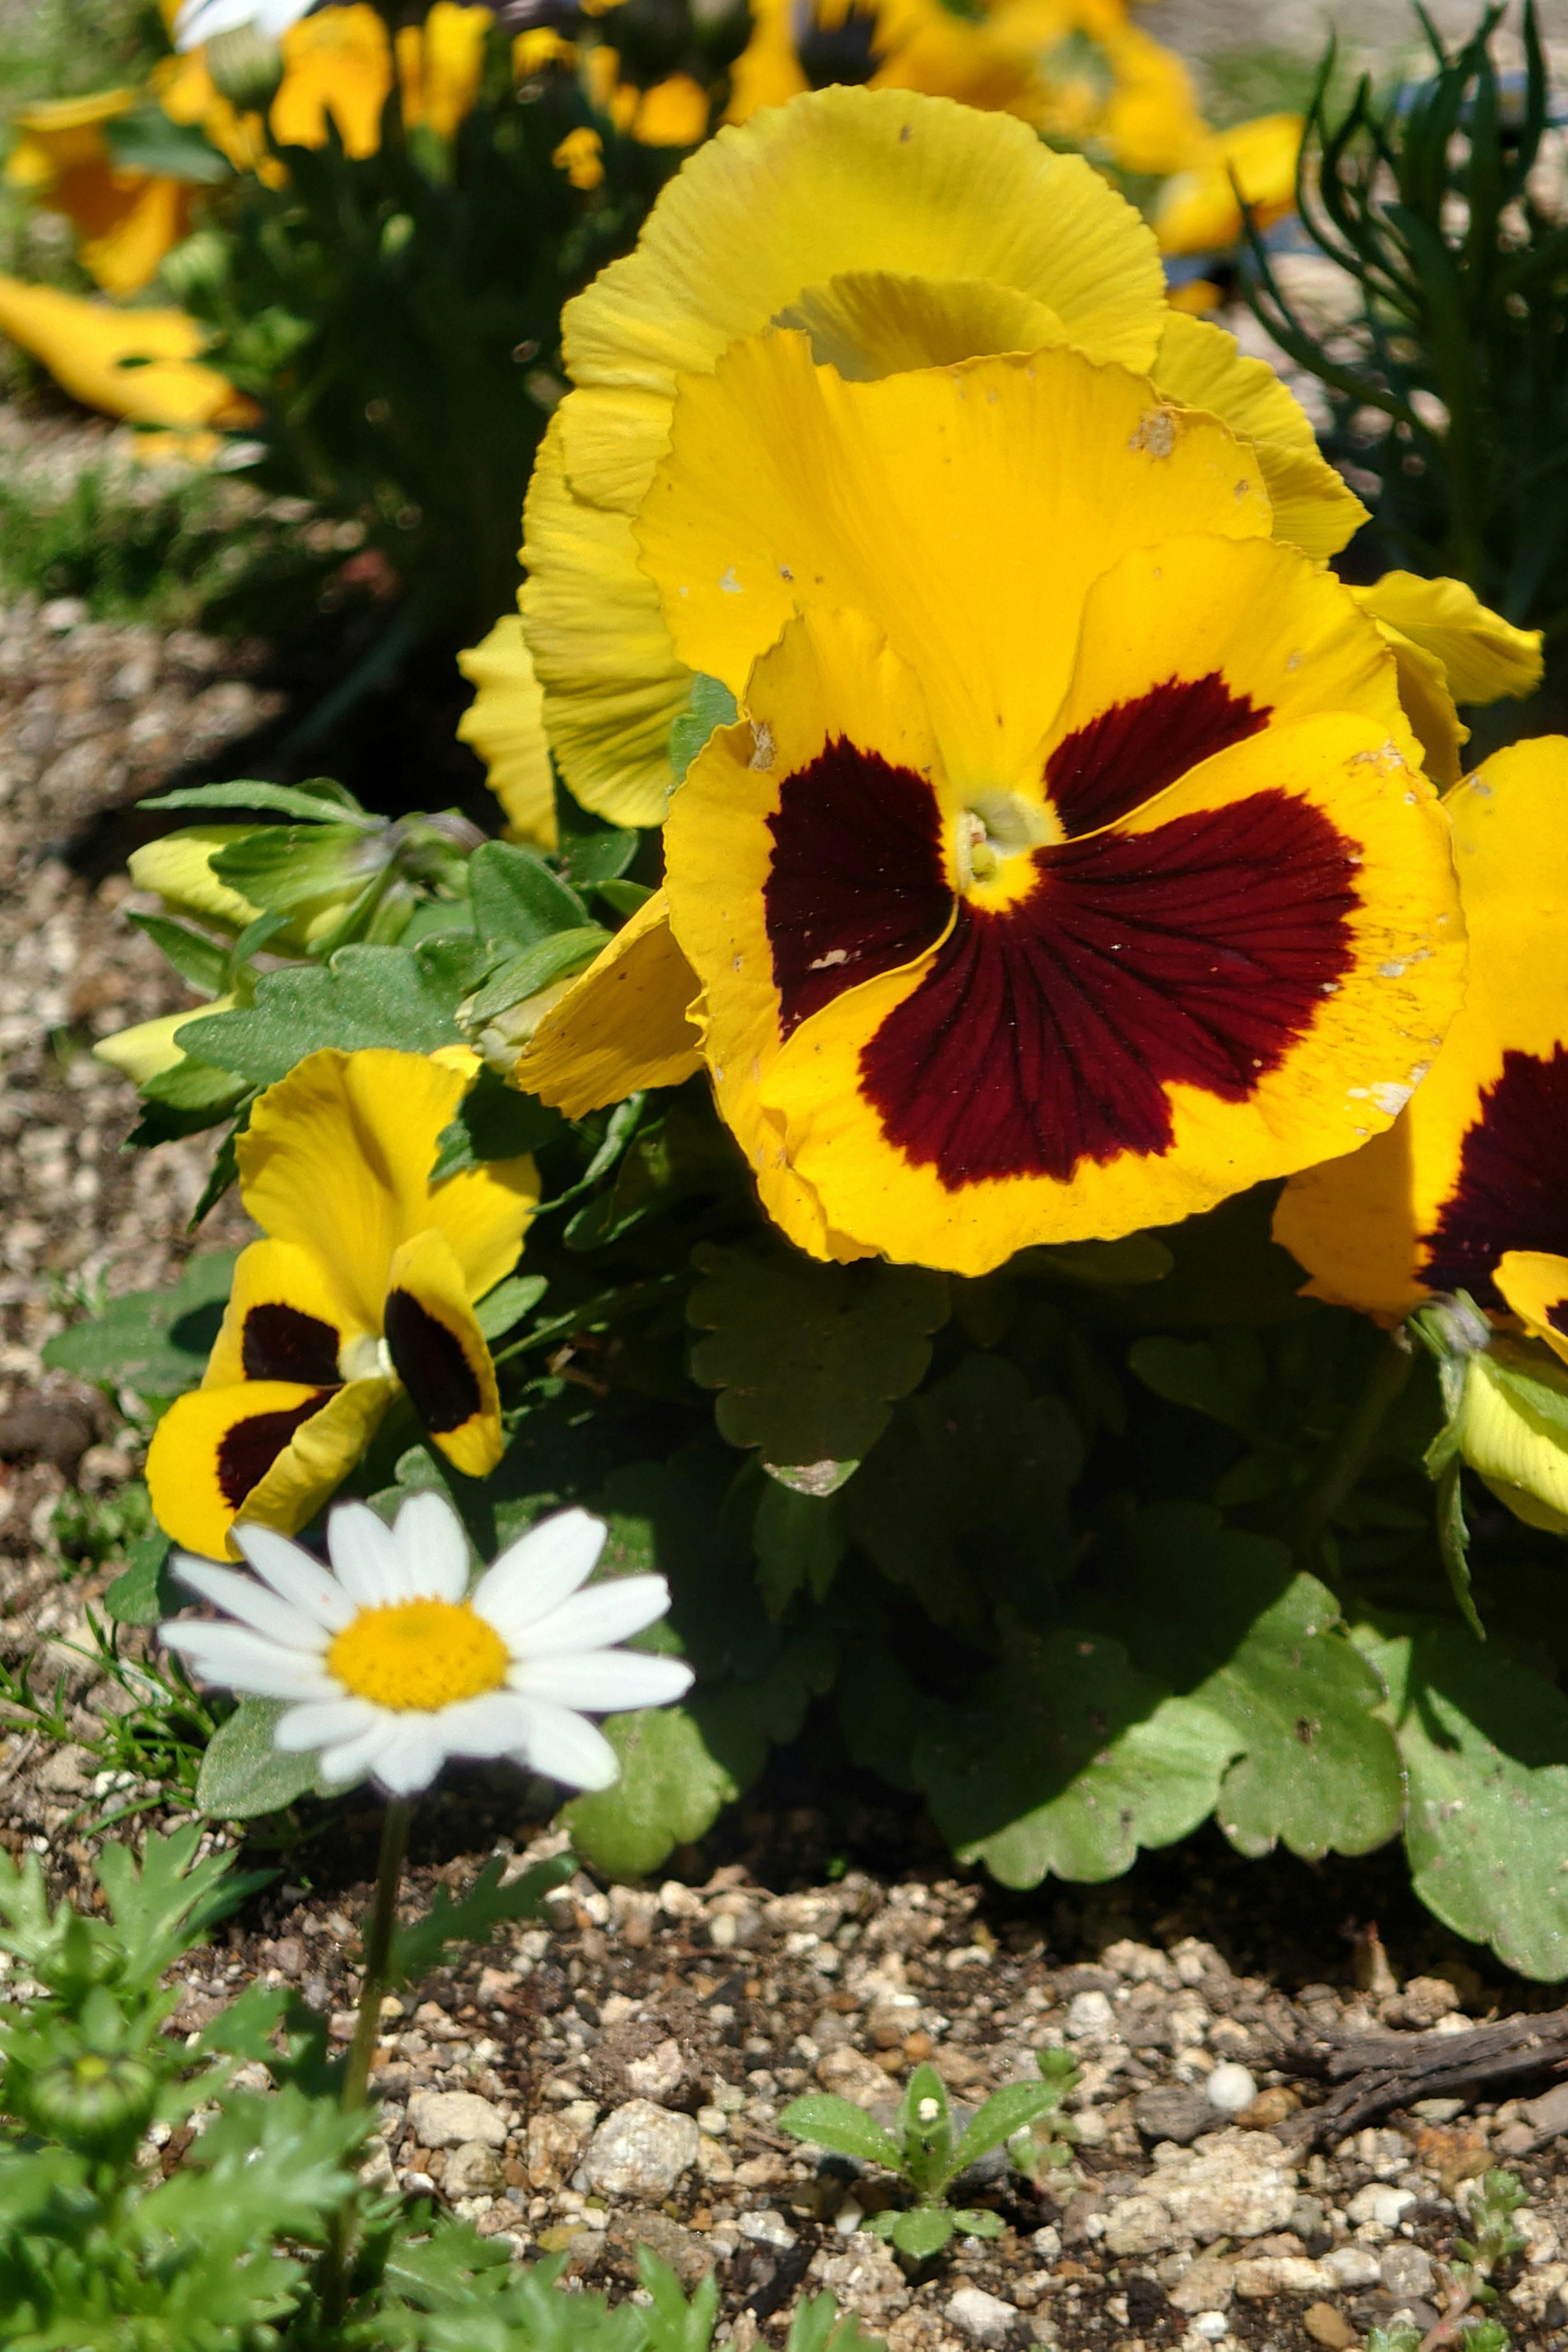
[982,0,1207,173]
[0,276,257,432]
[5,90,201,296]
[1274,737,1568,1322]
[727,0,1040,129]
[493,86,1370,835]
[456,617,558,849]
[552,126,606,188]
[1154,112,1303,256]
[397,2,492,140]
[523,335,1463,1270]
[268,5,391,155]
[632,73,711,146]
[146,1048,539,1560]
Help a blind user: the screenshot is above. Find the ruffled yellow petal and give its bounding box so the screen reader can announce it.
[521,413,689,828]
[1156,113,1303,256]
[93,995,237,1085]
[1151,310,1367,564]
[1275,736,1568,1316]
[147,1376,392,1559]
[512,888,704,1116]
[384,1227,504,1478]
[0,277,256,430]
[1352,572,1544,708]
[203,1236,367,1392]
[638,333,1269,794]
[237,1048,538,1330]
[773,270,1064,380]
[1495,1252,1568,1369]
[456,615,558,849]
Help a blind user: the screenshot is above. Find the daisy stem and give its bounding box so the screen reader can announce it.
[343,1797,415,2111]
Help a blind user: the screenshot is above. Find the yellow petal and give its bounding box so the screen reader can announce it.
[1363,622,1466,788]
[1352,571,1544,708]
[633,73,709,147]
[397,0,489,139]
[203,1236,366,1392]
[512,887,704,1116]
[272,3,392,157]
[773,270,1065,380]
[1151,310,1367,563]
[237,1048,538,1332]
[0,276,257,430]
[1495,1252,1568,1369]
[384,1226,504,1477]
[1275,735,1568,1316]
[456,615,558,849]
[93,994,238,1085]
[1156,114,1303,255]
[128,824,264,929]
[637,332,1269,795]
[1457,1348,1568,1537]
[147,1376,392,1559]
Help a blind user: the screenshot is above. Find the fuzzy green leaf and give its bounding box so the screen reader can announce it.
[468,839,588,949]
[176,938,479,1085]
[431,1068,564,1178]
[914,1628,1240,1889]
[874,2208,956,2259]
[562,1704,744,1880]
[754,1481,846,1618]
[42,1251,236,1397]
[142,777,373,824]
[126,912,231,995]
[949,2082,1062,2179]
[669,673,739,782]
[1363,1622,1568,1979]
[777,2096,902,2170]
[951,2208,1004,2238]
[105,1532,176,1626]
[688,1242,948,1482]
[474,1274,549,1341]
[194,1698,323,1819]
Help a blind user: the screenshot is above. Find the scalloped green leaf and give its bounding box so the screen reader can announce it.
[176,938,479,1085]
[42,1251,236,1398]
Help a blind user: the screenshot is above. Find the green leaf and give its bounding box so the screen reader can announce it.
[141,1055,247,1115]
[914,1628,1240,1889]
[195,1979,293,2064]
[461,927,609,1025]
[561,1704,749,1880]
[474,1274,548,1341]
[844,1354,1081,1635]
[127,912,231,995]
[785,2291,884,2352]
[1016,1235,1174,1287]
[1127,1332,1268,1437]
[195,1698,323,1819]
[176,938,478,1085]
[105,1531,176,1626]
[558,829,640,888]
[754,1481,846,1617]
[688,1242,948,1482]
[669,673,738,782]
[97,1824,267,1982]
[105,104,233,180]
[142,778,373,824]
[1363,1622,1568,1979]
[562,1098,742,1252]
[950,2209,1004,2238]
[468,840,588,949]
[388,1853,573,1987]
[210,821,381,914]
[1435,1457,1484,1639]
[875,2208,956,2260]
[431,1067,565,1178]
[777,2096,902,2170]
[42,1250,236,1396]
[948,2082,1061,2179]
[1124,1506,1406,1861]
[638,2251,721,2352]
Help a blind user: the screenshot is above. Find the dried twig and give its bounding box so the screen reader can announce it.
[1273,2004,1568,2147]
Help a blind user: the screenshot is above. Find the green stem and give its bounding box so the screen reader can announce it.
[1292,1327,1414,1557]
[343,1797,414,2111]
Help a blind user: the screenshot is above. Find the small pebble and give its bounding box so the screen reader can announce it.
[945,2285,1021,2348]
[1204,2062,1258,2114]
[1190,2314,1229,2342]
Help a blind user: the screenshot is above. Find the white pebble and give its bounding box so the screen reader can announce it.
[1191,2314,1229,2342]
[1204,2062,1257,2114]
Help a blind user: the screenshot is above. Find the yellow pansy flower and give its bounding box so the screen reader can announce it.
[6,89,200,296]
[491,85,1363,836]
[0,277,256,432]
[1155,113,1303,256]
[726,0,1041,130]
[146,1049,538,1560]
[1275,737,1568,1321]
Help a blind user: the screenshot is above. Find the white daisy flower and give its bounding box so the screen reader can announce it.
[160,1493,691,1797]
[172,0,316,52]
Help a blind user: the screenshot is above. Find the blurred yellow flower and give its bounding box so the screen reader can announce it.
[553,126,606,188]
[397,2,492,140]
[1155,112,1304,256]
[633,73,711,146]
[0,276,257,431]
[6,89,203,296]
[727,0,1040,128]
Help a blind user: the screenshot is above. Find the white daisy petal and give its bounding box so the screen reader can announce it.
[318,1717,398,1788]
[274,1696,380,1752]
[326,1501,405,1606]
[233,1525,356,1632]
[510,1649,694,1711]
[512,1574,672,1658]
[470,1508,608,1641]
[434,1690,535,1757]
[174,0,313,49]
[392,1490,471,1603]
[160,1621,338,1701]
[514,1697,620,1792]
[373,1717,447,1795]
[174,1558,329,1655]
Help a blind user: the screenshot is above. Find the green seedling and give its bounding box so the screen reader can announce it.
[778,2047,1081,2260]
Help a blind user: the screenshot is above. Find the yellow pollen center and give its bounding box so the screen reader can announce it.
[328,1599,509,1711]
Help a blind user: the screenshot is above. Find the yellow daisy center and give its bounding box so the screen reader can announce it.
[328,1599,509,1711]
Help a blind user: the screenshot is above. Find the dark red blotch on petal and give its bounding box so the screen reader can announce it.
[384,1290,483,1435]
[859,789,1358,1188]
[241,1302,341,1386]
[765,738,951,1036]
[1421,1046,1568,1306]
[1046,673,1270,839]
[216,1393,332,1508]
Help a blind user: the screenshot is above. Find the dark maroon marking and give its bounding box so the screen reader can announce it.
[241,1302,341,1386]
[1045,674,1270,840]
[858,788,1358,1188]
[384,1290,483,1435]
[1551,1301,1568,1336]
[764,738,951,1037]
[1421,1046,1568,1306]
[216,1393,332,1508]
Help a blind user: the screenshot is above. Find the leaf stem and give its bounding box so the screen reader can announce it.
[343,1797,414,2111]
[1293,1327,1414,1557]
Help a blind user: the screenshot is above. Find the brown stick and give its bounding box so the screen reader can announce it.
[1272,2003,1568,2148]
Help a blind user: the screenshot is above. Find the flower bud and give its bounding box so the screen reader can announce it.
[94,994,238,1085]
[25,2050,158,2154]
[205,22,286,112]
[1454,1344,1568,1537]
